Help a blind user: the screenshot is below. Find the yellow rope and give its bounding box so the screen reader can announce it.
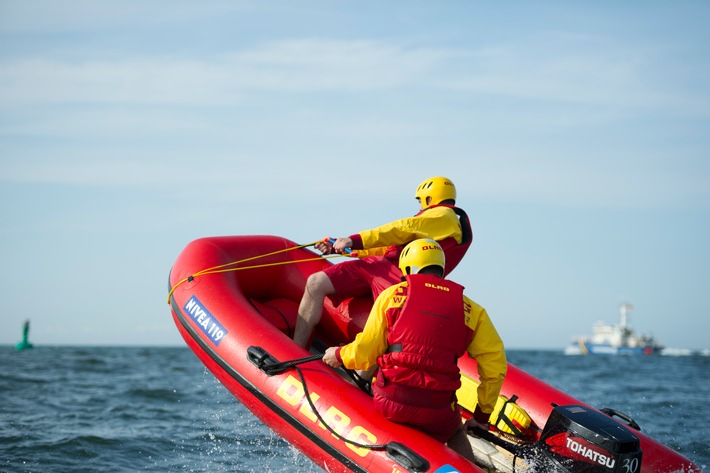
[167,240,338,304]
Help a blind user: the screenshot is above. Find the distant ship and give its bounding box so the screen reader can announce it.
[565,303,663,355]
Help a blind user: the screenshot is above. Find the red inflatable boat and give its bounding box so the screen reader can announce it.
[167,235,701,473]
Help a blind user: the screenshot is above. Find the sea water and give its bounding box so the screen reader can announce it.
[1,346,708,472]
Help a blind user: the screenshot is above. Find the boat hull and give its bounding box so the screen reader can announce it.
[582,342,660,356]
[168,235,700,473]
[566,341,662,356]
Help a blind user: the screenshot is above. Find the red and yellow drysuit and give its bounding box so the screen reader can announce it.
[326,205,472,301]
[334,273,507,443]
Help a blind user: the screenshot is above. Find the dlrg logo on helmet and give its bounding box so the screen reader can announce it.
[415,176,456,210]
[398,239,446,276]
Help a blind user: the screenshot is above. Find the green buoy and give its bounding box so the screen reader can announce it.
[15,319,34,350]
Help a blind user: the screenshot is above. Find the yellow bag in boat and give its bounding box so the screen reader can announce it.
[490,394,532,436]
[456,374,532,436]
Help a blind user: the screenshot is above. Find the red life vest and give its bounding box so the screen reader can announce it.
[377,274,473,393]
[440,205,473,275]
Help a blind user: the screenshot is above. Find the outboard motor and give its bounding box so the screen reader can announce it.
[531,404,643,473]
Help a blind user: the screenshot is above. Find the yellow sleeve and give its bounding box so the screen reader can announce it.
[463,295,507,415]
[338,284,403,370]
[350,247,389,258]
[357,207,462,254]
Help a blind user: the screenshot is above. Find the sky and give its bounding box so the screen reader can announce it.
[1,1,708,350]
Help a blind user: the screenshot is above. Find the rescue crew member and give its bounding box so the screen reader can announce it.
[294,176,473,348]
[322,239,507,462]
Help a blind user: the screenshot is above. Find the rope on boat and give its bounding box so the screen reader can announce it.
[166,240,343,304]
[292,360,431,470]
[290,362,431,472]
[250,349,390,451]
[292,364,391,451]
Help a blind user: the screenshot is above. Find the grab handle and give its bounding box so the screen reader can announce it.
[600,407,641,431]
[385,442,429,472]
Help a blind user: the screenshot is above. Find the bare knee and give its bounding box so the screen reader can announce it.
[304,272,335,300]
[294,272,334,348]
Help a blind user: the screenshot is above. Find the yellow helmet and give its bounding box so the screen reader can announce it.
[415,176,457,209]
[399,238,446,276]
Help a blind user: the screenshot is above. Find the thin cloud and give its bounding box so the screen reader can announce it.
[1,36,706,117]
[0,39,449,105]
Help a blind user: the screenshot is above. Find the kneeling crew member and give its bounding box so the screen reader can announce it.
[323,238,507,461]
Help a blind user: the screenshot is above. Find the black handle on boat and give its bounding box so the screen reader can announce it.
[600,407,641,431]
[247,346,323,375]
[265,354,323,375]
[385,442,430,473]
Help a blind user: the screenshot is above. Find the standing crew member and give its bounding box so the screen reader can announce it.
[323,239,507,461]
[294,176,473,348]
